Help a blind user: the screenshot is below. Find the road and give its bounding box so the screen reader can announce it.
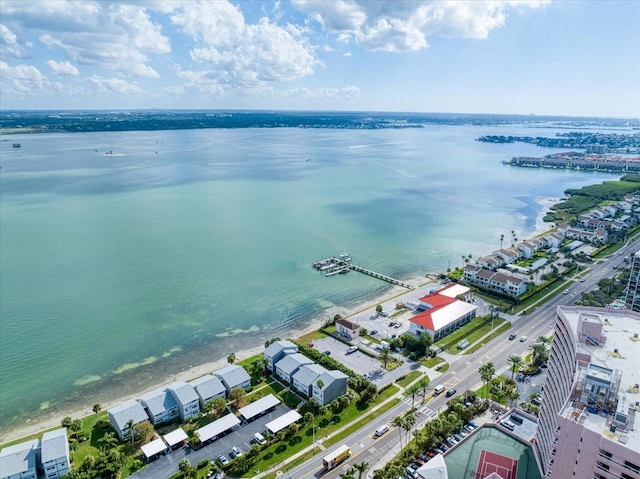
[280,240,637,479]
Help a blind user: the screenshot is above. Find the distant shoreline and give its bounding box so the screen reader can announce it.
[0,195,559,444]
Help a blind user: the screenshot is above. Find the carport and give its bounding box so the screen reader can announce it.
[163,428,188,450]
[265,410,302,434]
[239,394,281,423]
[195,413,240,444]
[141,438,167,462]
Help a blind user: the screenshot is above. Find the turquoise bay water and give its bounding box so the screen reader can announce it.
[0,125,616,431]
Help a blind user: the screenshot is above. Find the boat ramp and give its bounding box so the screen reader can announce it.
[312,253,414,289]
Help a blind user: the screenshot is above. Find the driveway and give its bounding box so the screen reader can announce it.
[131,404,290,479]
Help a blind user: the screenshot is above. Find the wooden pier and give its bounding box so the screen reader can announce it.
[312,253,414,289]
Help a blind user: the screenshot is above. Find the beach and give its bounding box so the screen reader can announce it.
[1,196,561,445]
[0,272,427,444]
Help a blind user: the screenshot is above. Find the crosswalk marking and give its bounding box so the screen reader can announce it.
[401,396,437,417]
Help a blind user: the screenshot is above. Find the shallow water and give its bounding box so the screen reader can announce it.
[0,124,617,430]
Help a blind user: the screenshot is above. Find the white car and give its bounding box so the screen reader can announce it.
[520,336,528,342]
[230,446,243,458]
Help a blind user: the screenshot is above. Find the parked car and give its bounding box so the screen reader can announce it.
[394,322,401,328]
[230,446,243,458]
[323,350,331,355]
[347,345,358,354]
[217,455,229,466]
[380,310,389,317]
[469,421,479,429]
[370,329,378,335]
[453,433,463,442]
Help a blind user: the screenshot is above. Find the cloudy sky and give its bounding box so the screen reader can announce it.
[1,0,638,117]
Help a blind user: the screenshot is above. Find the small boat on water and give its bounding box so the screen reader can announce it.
[12,143,21,148]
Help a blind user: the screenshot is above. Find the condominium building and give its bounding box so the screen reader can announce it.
[626,251,640,312]
[535,306,640,479]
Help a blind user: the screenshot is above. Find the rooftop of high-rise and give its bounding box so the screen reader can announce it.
[558,306,640,452]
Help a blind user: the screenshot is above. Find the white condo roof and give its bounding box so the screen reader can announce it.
[195,413,240,442]
[163,428,188,447]
[141,438,167,458]
[239,394,280,420]
[265,410,302,434]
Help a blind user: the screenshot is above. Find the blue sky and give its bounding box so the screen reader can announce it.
[1,0,638,117]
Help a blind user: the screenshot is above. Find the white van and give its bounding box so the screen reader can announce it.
[433,385,446,396]
[375,424,390,437]
[253,432,267,445]
[500,420,515,431]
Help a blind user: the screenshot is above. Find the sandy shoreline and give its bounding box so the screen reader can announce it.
[1,273,427,444]
[1,198,558,445]
[533,196,561,236]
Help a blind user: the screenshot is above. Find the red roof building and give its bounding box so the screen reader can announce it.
[409,284,478,340]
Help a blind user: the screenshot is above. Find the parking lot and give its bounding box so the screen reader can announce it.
[311,336,382,379]
[132,404,290,479]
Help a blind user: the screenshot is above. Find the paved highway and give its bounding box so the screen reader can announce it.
[280,240,637,479]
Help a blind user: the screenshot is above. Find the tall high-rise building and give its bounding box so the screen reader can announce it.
[626,251,640,312]
[535,306,640,479]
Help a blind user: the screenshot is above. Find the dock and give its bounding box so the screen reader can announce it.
[312,253,414,289]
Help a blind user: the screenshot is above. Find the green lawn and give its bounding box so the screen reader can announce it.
[324,398,401,447]
[228,385,399,477]
[463,322,512,354]
[395,371,422,388]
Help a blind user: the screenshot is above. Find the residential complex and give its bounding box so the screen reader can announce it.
[0,428,69,479]
[535,306,640,479]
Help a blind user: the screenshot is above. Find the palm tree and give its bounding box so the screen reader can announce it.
[353,461,369,479]
[402,412,416,456]
[506,388,520,408]
[178,458,192,475]
[392,415,405,452]
[479,362,496,400]
[125,418,136,444]
[378,347,392,370]
[529,342,546,365]
[227,352,236,364]
[417,376,431,404]
[508,355,523,380]
[537,335,551,345]
[315,379,324,405]
[500,234,504,249]
[92,403,101,415]
[340,466,356,479]
[98,432,118,452]
[406,382,420,410]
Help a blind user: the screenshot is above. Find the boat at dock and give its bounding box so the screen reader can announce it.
[12,143,21,148]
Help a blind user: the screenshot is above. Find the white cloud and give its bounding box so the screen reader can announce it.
[292,0,549,52]
[88,76,144,94]
[47,59,79,76]
[0,23,28,58]
[1,1,169,77]
[0,61,49,94]
[169,1,319,93]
